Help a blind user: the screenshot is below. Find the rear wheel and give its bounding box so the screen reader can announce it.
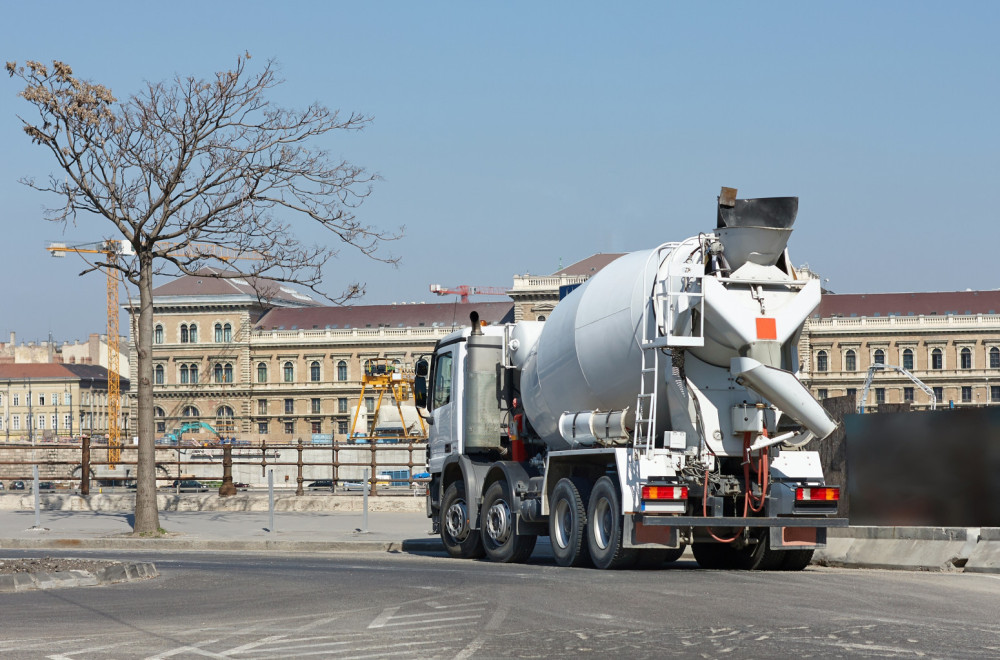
[441,481,485,559]
[735,531,786,571]
[662,545,686,564]
[587,476,636,570]
[481,480,537,563]
[692,541,741,569]
[779,548,815,571]
[549,478,591,567]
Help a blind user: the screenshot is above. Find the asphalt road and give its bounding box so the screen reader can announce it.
[0,548,998,659]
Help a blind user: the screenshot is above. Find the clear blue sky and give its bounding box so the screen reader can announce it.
[2,1,998,342]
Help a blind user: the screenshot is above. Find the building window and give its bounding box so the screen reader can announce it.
[365,396,375,413]
[338,397,348,414]
[283,362,294,383]
[190,364,199,384]
[311,398,321,414]
[284,398,294,414]
[154,365,164,385]
[12,415,20,430]
[224,323,232,342]
[873,349,885,365]
[38,415,45,429]
[992,386,1000,403]
[258,421,268,434]
[183,405,199,418]
[991,347,1000,369]
[180,365,189,384]
[213,363,233,384]
[311,421,322,434]
[254,363,266,384]
[338,420,348,435]
[189,324,198,343]
[845,350,857,372]
[931,348,943,370]
[154,325,164,344]
[962,386,973,403]
[875,388,885,404]
[215,323,223,343]
[284,421,294,434]
[258,399,267,415]
[846,388,857,400]
[12,394,18,406]
[155,406,165,434]
[903,387,914,402]
[310,361,321,382]
[337,360,347,381]
[933,387,943,403]
[181,324,189,343]
[64,392,71,405]
[39,393,46,405]
[902,348,914,370]
[216,406,235,433]
[961,347,972,370]
[817,388,828,399]
[63,414,71,429]
[816,351,828,372]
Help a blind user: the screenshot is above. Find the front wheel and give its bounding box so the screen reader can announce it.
[481,480,536,563]
[587,476,636,570]
[441,481,485,559]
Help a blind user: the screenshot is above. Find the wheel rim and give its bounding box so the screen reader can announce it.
[552,499,571,549]
[485,498,512,546]
[592,497,612,550]
[445,500,469,541]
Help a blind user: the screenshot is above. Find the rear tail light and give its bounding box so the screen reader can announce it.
[796,486,840,502]
[642,486,688,501]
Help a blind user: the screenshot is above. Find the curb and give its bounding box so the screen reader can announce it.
[0,561,158,593]
[0,537,444,554]
[0,493,426,513]
[815,526,1000,573]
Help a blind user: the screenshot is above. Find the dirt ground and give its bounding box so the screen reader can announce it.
[0,557,119,574]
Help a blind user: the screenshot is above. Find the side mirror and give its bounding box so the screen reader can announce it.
[414,375,427,409]
[415,358,429,378]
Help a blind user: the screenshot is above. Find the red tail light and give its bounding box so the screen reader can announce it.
[796,487,840,501]
[642,486,688,501]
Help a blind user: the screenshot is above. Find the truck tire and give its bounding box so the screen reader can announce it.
[481,480,537,563]
[549,477,591,567]
[778,548,814,571]
[735,531,785,571]
[441,481,485,559]
[586,476,637,570]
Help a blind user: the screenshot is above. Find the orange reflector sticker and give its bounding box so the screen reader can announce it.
[756,317,777,340]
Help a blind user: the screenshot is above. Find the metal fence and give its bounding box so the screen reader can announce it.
[0,438,429,496]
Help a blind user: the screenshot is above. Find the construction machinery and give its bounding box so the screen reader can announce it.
[415,188,845,570]
[349,358,427,442]
[858,363,937,413]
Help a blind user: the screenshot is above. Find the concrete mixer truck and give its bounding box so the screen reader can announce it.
[414,188,845,570]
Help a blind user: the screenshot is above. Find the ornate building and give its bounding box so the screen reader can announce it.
[130,271,513,444]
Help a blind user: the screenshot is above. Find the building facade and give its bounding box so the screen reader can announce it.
[131,271,514,445]
[0,363,129,443]
[799,291,1000,411]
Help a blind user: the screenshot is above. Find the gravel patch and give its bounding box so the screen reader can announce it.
[0,556,119,575]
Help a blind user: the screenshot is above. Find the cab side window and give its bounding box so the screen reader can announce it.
[432,353,453,409]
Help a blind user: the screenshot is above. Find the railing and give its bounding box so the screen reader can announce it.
[808,313,1000,332]
[0,438,428,497]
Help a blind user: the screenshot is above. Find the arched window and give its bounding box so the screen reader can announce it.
[873,349,885,365]
[180,324,189,343]
[961,347,972,369]
[215,323,223,343]
[180,365,189,384]
[154,406,165,417]
[538,315,546,321]
[154,365,164,385]
[224,323,232,342]
[189,324,198,343]
[224,363,233,383]
[216,405,235,433]
[337,360,347,381]
[154,325,164,344]
[310,361,321,382]
[283,361,294,382]
[154,406,166,434]
[816,350,828,372]
[182,405,199,417]
[902,348,914,370]
[257,362,268,383]
[845,349,857,372]
[991,347,1000,369]
[190,364,199,384]
[931,348,943,370]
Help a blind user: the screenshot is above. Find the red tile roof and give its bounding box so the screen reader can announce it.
[816,291,1000,318]
[551,253,626,277]
[152,269,319,306]
[255,302,515,331]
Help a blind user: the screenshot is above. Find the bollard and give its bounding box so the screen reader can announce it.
[268,469,275,532]
[219,443,236,497]
[80,436,91,496]
[362,468,369,533]
[296,438,304,496]
[32,465,41,529]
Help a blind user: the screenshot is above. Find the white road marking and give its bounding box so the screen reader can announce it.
[383,614,482,627]
[143,642,227,660]
[368,606,401,628]
[452,605,509,660]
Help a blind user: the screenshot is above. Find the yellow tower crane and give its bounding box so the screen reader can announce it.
[48,239,262,467]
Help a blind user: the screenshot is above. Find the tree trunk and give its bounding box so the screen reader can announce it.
[133,253,160,534]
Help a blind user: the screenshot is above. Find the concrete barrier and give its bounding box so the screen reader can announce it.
[816,526,999,573]
[0,492,425,513]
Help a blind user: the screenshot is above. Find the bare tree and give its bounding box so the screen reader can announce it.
[7,55,399,534]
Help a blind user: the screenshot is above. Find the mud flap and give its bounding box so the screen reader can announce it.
[770,525,827,549]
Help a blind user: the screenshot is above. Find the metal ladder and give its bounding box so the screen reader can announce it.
[633,242,705,454]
